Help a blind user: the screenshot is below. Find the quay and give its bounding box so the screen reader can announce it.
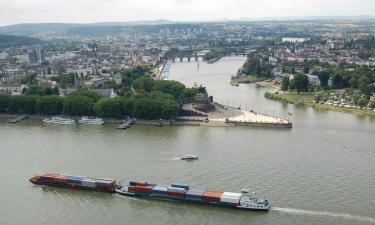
[8,115,28,123]
[179,102,292,128]
[118,118,135,129]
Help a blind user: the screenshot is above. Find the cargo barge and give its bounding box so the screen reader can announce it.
[29,173,117,193]
[116,181,270,211]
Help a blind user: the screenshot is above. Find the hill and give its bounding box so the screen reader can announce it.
[0,34,44,49]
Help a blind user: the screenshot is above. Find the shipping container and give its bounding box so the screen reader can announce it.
[81,179,97,188]
[40,174,59,180]
[129,181,148,186]
[167,192,185,198]
[171,183,189,190]
[220,196,241,204]
[185,188,205,199]
[95,179,115,187]
[167,187,186,194]
[128,186,136,193]
[53,176,68,183]
[202,190,223,202]
[151,186,168,194]
[135,186,152,193]
[67,177,84,184]
[221,192,242,198]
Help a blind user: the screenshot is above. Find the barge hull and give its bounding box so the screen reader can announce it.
[29,178,115,193]
[116,191,268,211]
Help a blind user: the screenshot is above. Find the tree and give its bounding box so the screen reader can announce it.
[24,86,58,96]
[151,80,186,99]
[119,86,133,97]
[358,97,369,109]
[0,95,10,112]
[369,100,375,109]
[121,65,152,86]
[318,71,330,88]
[93,98,123,118]
[303,67,309,74]
[180,88,199,99]
[19,74,37,85]
[290,74,309,94]
[36,95,63,115]
[51,73,75,88]
[69,90,101,102]
[281,76,289,92]
[63,96,94,116]
[133,76,154,92]
[7,96,38,114]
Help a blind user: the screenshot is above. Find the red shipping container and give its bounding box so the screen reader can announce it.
[135,186,152,193]
[167,192,185,198]
[54,176,68,183]
[40,174,59,180]
[96,186,111,190]
[202,190,223,202]
[130,181,148,186]
[128,186,136,193]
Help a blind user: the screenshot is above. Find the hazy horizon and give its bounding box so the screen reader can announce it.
[1,0,375,26]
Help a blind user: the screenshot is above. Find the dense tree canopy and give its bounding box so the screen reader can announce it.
[63,95,94,116]
[290,74,309,93]
[36,95,63,115]
[121,65,152,87]
[24,85,59,96]
[68,90,101,102]
[93,92,179,119]
[241,54,273,78]
[7,95,38,114]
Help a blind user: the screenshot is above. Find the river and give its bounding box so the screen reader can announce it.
[1,56,375,225]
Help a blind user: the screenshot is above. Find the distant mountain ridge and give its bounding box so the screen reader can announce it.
[1,16,374,39]
[0,34,43,49]
[0,22,199,39]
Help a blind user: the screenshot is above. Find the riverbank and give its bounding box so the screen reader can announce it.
[255,79,281,90]
[265,92,375,117]
[207,57,221,64]
[230,75,266,86]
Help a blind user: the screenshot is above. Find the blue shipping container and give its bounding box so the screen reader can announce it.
[151,186,168,194]
[185,188,205,199]
[67,177,84,184]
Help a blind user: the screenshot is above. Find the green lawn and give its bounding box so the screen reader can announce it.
[265,92,375,117]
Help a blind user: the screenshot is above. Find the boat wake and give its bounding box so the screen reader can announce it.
[170,157,181,161]
[272,207,375,224]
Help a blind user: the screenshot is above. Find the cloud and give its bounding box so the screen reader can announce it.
[0,0,374,25]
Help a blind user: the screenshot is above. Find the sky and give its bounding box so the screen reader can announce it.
[0,0,375,26]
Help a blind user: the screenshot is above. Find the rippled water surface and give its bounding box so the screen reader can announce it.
[1,57,375,225]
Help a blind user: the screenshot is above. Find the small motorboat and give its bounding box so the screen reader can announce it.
[181,155,199,160]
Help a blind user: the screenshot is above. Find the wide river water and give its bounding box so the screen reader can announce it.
[1,56,375,225]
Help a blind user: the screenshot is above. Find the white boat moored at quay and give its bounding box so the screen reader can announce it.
[78,117,104,125]
[43,116,76,125]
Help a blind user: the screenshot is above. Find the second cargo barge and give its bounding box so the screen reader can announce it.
[116,181,270,211]
[29,173,117,193]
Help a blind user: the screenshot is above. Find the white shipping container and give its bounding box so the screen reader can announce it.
[81,179,97,188]
[220,196,241,204]
[167,187,186,193]
[221,192,242,198]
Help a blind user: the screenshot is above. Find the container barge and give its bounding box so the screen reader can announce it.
[116,181,270,211]
[29,173,117,193]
